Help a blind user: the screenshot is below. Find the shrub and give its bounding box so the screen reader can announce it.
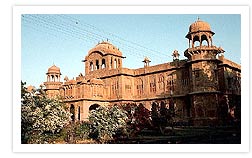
[121,103,151,136]
[88,105,128,143]
[62,121,91,143]
[75,121,91,140]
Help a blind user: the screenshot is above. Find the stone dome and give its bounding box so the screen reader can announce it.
[186,19,215,39]
[189,19,212,33]
[143,56,151,62]
[47,64,60,74]
[87,41,123,57]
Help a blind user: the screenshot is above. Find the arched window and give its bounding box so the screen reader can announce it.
[166,75,173,93]
[150,76,156,93]
[125,78,132,95]
[90,62,94,71]
[65,87,68,96]
[63,88,66,98]
[102,59,106,69]
[158,75,165,91]
[112,80,119,95]
[77,86,80,98]
[70,86,73,97]
[114,59,117,69]
[193,35,200,47]
[96,60,99,70]
[67,87,70,96]
[136,78,143,96]
[201,34,208,46]
[111,58,113,69]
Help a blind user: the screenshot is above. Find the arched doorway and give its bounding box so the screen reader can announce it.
[70,104,75,121]
[89,103,100,111]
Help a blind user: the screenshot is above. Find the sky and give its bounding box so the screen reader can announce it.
[21,14,241,88]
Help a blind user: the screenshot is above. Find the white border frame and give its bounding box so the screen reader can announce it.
[13,5,249,152]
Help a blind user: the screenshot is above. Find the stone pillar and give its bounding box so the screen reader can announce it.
[99,59,102,70]
[207,36,210,47]
[192,35,194,48]
[199,33,202,47]
[111,57,114,69]
[85,61,89,75]
[106,56,111,69]
[120,58,122,68]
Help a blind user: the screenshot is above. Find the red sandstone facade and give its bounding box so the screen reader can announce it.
[43,19,241,125]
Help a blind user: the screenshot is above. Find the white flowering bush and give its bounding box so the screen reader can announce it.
[89,105,128,143]
[21,81,71,143]
[31,97,71,134]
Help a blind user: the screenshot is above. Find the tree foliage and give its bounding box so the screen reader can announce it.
[151,101,175,134]
[21,81,71,143]
[122,103,151,136]
[88,105,128,143]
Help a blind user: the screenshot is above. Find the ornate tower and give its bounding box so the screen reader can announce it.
[43,64,62,98]
[83,41,126,101]
[185,18,224,92]
[83,41,125,76]
[185,18,214,49]
[184,19,225,125]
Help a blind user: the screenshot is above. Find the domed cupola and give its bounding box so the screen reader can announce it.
[187,19,214,35]
[185,18,215,48]
[87,41,123,58]
[44,64,62,98]
[46,64,61,82]
[47,64,61,74]
[184,18,224,61]
[84,41,125,75]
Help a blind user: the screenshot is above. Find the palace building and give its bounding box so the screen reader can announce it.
[43,19,241,125]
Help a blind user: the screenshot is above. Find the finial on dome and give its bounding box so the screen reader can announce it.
[197,16,200,21]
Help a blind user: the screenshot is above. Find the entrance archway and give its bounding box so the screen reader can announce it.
[89,103,100,111]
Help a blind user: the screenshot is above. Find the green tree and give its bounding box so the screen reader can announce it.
[21,81,71,143]
[88,105,128,143]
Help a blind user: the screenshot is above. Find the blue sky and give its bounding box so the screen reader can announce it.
[21,14,241,88]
